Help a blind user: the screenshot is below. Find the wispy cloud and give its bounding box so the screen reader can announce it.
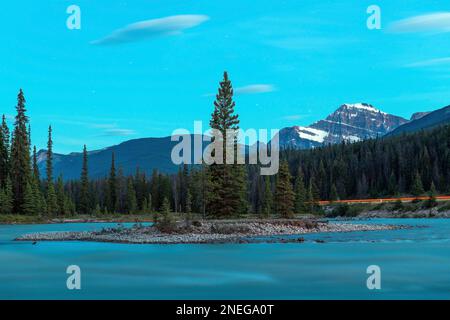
[203,84,276,97]
[282,114,308,121]
[101,128,136,137]
[43,115,137,137]
[235,84,276,95]
[91,14,210,45]
[405,57,450,68]
[388,12,450,34]
[266,36,357,51]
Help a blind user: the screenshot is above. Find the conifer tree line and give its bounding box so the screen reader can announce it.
[274,124,450,203]
[1,80,449,218]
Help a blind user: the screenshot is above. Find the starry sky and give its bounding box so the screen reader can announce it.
[1,0,450,153]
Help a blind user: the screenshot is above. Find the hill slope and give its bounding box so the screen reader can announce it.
[38,136,182,180]
[387,105,450,136]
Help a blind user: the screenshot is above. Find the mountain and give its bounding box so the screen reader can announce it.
[410,111,430,121]
[387,105,450,136]
[37,136,184,180]
[39,103,445,180]
[38,135,246,180]
[278,103,408,149]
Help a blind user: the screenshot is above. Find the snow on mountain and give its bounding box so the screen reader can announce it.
[294,126,328,143]
[278,103,408,149]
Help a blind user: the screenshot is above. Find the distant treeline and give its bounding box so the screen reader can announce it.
[1,80,449,218]
[278,124,450,201]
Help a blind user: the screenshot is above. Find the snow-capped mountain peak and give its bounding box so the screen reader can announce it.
[278,103,408,149]
[341,103,386,115]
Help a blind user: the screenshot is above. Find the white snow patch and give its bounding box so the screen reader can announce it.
[294,126,328,143]
[344,135,361,143]
[343,103,386,115]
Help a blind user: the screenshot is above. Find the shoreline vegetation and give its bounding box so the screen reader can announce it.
[1,199,449,225]
[14,219,406,244]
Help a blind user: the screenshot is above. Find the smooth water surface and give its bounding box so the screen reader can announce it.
[1,219,449,299]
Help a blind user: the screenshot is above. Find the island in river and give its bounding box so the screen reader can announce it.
[15,219,405,244]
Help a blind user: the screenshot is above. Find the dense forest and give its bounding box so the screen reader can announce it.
[1,77,449,219]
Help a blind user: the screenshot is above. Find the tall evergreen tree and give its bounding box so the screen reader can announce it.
[32,146,40,182]
[78,145,90,214]
[0,177,13,214]
[56,175,66,215]
[207,71,248,217]
[411,171,425,197]
[126,177,137,214]
[22,181,36,215]
[274,161,295,218]
[46,126,53,186]
[294,168,307,213]
[150,169,159,211]
[31,146,45,215]
[307,177,321,213]
[107,152,118,213]
[10,89,32,213]
[329,184,339,202]
[262,176,273,217]
[0,114,10,188]
[45,126,58,214]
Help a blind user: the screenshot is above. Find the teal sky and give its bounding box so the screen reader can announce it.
[1,0,450,153]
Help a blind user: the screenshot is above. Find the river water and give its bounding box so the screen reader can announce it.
[1,218,449,299]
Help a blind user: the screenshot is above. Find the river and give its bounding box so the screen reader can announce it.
[1,218,449,299]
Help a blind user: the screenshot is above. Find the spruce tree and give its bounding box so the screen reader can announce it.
[294,168,307,213]
[411,171,425,197]
[10,89,32,213]
[56,175,66,214]
[45,126,58,215]
[208,71,247,217]
[32,146,40,182]
[22,181,36,215]
[307,177,320,214]
[150,169,159,211]
[274,161,295,218]
[31,177,45,215]
[158,197,175,232]
[186,189,192,214]
[46,183,58,215]
[0,177,13,214]
[46,126,53,186]
[330,184,339,202]
[79,145,90,214]
[0,114,10,188]
[262,176,273,217]
[108,152,118,213]
[185,189,193,226]
[126,177,137,214]
[426,181,437,208]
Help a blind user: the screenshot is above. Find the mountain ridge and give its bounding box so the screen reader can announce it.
[38,103,446,179]
[278,103,408,149]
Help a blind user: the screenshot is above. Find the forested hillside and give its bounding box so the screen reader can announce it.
[279,124,450,201]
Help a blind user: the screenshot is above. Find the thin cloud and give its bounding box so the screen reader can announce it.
[203,84,276,97]
[405,57,450,68]
[101,128,137,137]
[91,14,210,45]
[388,12,450,34]
[235,84,276,95]
[266,36,358,50]
[282,114,307,121]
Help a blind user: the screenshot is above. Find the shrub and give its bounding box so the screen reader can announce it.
[328,204,362,217]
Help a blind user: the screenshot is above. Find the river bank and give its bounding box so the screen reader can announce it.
[15,219,405,244]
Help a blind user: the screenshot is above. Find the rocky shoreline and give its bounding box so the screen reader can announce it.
[15,219,405,244]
